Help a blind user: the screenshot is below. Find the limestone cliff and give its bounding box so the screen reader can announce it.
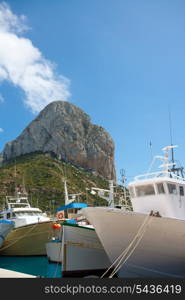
[2,101,116,180]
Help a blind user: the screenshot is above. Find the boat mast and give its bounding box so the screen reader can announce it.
[168,107,175,170]
[108,180,114,208]
[14,159,17,197]
[120,169,128,208]
[63,179,69,205]
[167,107,184,177]
[22,175,26,194]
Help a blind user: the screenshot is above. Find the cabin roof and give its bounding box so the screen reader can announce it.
[56,202,88,212]
[129,176,185,187]
[0,219,14,225]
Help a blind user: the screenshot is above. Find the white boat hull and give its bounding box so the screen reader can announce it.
[46,240,62,263]
[82,207,185,278]
[0,221,14,248]
[0,221,53,256]
[62,223,111,277]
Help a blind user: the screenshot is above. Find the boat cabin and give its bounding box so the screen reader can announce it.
[128,146,185,220]
[56,202,88,221]
[0,193,49,227]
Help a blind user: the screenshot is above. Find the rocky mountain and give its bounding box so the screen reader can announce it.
[2,101,116,181]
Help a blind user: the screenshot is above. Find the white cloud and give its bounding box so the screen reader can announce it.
[0,127,4,132]
[0,2,70,113]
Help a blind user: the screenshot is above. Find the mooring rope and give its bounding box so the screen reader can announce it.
[0,223,41,251]
[109,216,152,278]
[101,214,152,278]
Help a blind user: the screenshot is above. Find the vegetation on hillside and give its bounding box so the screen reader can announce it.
[0,153,131,215]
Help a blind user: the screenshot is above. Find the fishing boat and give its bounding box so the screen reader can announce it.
[46,202,87,263]
[82,145,185,278]
[0,220,14,248]
[61,220,111,277]
[61,181,121,277]
[46,202,110,277]
[46,179,85,263]
[45,179,114,264]
[47,201,111,277]
[0,189,53,255]
[46,180,113,277]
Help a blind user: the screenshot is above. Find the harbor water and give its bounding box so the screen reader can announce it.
[0,256,62,278]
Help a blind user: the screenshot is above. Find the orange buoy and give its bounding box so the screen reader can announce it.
[52,223,62,230]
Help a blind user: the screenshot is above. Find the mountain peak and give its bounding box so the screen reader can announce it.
[2,101,116,180]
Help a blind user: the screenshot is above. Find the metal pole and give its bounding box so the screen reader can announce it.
[120,169,128,208]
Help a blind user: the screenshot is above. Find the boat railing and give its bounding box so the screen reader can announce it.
[8,203,30,207]
[5,196,31,208]
[134,171,185,181]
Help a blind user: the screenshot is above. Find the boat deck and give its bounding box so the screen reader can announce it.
[0,268,36,278]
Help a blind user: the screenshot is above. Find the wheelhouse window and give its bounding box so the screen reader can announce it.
[15,211,42,217]
[129,187,135,198]
[179,186,184,196]
[15,212,25,216]
[167,183,177,194]
[157,183,165,194]
[135,185,155,197]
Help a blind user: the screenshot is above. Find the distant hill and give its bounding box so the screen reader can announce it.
[0,153,126,214]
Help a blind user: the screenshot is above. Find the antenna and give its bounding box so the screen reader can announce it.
[168,105,175,168]
[120,169,128,208]
[14,158,17,196]
[149,140,153,161]
[22,174,27,195]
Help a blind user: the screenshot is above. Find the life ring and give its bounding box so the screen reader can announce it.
[57,212,63,219]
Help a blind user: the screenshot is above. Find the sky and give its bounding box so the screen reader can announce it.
[0,0,185,184]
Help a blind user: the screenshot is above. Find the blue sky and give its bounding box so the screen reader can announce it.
[0,0,185,184]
